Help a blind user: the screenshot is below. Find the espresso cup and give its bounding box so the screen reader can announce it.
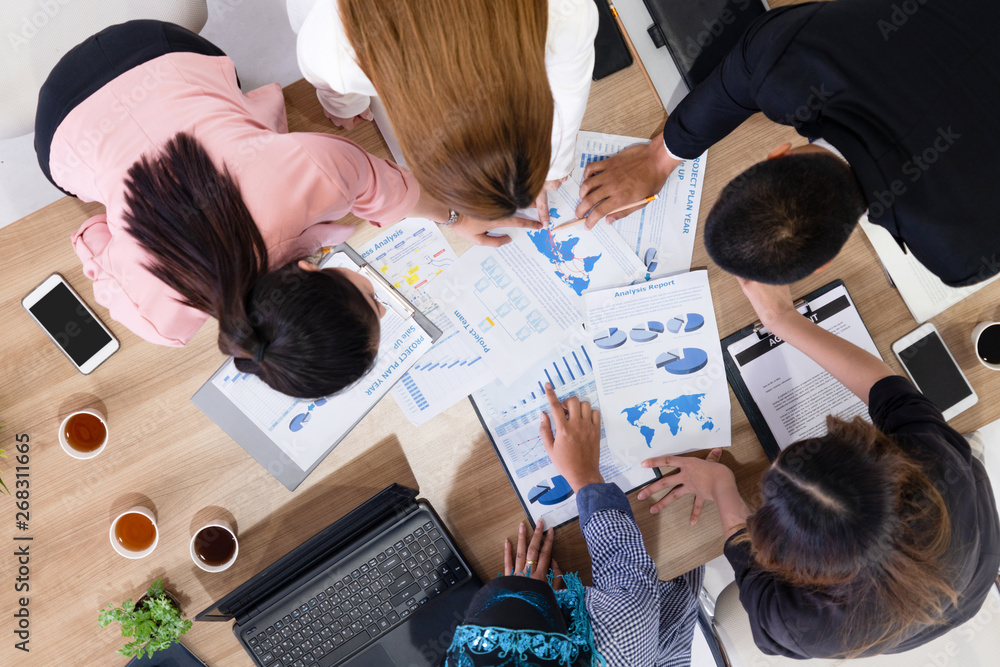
[110,506,159,559]
[971,322,1000,370]
[58,408,108,460]
[190,520,239,572]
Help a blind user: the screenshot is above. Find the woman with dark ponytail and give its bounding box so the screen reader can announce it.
[637,279,1000,659]
[35,21,449,397]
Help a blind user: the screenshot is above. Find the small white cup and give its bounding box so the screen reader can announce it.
[190,520,239,572]
[109,507,159,559]
[58,408,108,460]
[971,322,1000,370]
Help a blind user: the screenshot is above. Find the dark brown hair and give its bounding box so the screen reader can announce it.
[341,0,553,219]
[122,132,379,398]
[740,416,958,657]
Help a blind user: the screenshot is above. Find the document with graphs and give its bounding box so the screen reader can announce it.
[426,190,646,385]
[584,270,731,465]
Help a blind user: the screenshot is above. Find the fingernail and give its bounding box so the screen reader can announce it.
[650,507,659,514]
[519,523,524,534]
[641,462,649,468]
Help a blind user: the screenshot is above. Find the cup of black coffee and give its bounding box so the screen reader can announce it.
[972,322,1000,370]
[190,520,239,572]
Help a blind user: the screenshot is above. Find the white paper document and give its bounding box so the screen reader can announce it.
[472,340,658,528]
[571,131,707,278]
[359,220,496,425]
[210,254,435,470]
[860,216,999,323]
[426,224,646,385]
[725,284,881,451]
[584,271,731,465]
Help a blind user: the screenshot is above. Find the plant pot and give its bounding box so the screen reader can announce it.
[136,589,180,612]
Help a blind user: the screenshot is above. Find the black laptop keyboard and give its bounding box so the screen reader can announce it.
[245,520,468,667]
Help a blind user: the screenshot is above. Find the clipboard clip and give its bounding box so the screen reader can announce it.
[752,298,813,339]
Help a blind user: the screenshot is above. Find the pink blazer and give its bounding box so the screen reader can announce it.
[50,52,418,346]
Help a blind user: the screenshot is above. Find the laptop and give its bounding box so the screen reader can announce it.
[196,485,481,667]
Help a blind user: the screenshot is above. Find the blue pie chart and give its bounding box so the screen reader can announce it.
[528,476,574,506]
[630,321,664,343]
[667,313,705,334]
[593,327,627,350]
[656,348,709,375]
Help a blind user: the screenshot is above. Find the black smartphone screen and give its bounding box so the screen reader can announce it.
[898,332,972,412]
[29,283,112,366]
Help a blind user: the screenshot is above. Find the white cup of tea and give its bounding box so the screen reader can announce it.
[110,506,159,559]
[58,408,108,460]
[972,322,1000,371]
[190,520,239,572]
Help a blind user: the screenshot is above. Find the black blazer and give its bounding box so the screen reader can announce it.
[724,376,1000,658]
[663,0,1000,287]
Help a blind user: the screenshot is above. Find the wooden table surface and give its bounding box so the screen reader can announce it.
[2,8,999,665]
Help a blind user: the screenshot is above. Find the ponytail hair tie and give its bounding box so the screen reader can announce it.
[252,340,268,364]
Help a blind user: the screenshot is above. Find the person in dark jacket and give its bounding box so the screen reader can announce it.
[576,0,1000,287]
[638,278,1000,659]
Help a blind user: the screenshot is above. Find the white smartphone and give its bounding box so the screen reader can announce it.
[22,274,119,374]
[892,322,977,420]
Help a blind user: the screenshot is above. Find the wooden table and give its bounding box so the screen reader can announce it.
[2,10,999,666]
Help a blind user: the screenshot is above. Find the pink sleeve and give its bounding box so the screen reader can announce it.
[71,214,207,347]
[293,133,420,226]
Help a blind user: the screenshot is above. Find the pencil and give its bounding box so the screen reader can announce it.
[550,195,658,232]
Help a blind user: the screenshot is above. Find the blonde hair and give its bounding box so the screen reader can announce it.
[341,0,553,219]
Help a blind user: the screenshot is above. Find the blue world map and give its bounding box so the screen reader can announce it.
[527,229,601,297]
[622,394,716,448]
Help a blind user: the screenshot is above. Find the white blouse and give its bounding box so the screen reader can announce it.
[289,0,598,181]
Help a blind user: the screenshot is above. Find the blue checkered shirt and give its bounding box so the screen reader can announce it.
[578,483,703,667]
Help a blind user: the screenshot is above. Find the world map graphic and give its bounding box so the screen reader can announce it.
[622,394,716,447]
[527,229,602,297]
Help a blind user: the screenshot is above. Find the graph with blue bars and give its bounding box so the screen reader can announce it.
[475,344,595,420]
[399,354,482,413]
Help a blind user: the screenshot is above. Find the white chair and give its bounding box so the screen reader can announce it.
[0,0,209,140]
[704,576,1000,666]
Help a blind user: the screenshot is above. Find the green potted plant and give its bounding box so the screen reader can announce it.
[98,578,192,659]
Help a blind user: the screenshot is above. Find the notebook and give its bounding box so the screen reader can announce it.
[196,485,480,667]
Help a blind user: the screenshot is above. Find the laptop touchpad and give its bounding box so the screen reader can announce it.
[345,644,397,667]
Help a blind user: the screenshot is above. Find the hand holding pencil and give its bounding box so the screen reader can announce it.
[551,195,658,232]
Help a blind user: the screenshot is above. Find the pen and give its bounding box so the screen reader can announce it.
[550,195,658,232]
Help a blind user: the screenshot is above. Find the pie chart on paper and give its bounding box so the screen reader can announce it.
[528,476,574,506]
[666,313,705,334]
[629,321,665,343]
[593,327,627,350]
[656,348,709,375]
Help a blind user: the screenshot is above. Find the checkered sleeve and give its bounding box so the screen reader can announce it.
[579,484,702,667]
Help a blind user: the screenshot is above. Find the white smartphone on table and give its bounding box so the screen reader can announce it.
[892,322,977,420]
[22,274,119,374]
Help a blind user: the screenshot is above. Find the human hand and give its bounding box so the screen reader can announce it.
[637,449,745,531]
[539,383,604,493]
[737,278,798,332]
[503,520,563,588]
[535,177,567,225]
[449,214,543,248]
[576,132,680,229]
[324,108,373,130]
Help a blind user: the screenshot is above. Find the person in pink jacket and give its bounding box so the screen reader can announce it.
[35,20,451,398]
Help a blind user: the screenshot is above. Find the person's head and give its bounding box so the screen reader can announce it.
[444,575,600,666]
[744,416,958,656]
[340,0,552,220]
[122,132,381,398]
[704,145,867,284]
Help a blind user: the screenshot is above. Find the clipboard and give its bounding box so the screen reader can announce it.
[721,279,878,462]
[192,243,442,491]
[467,395,662,531]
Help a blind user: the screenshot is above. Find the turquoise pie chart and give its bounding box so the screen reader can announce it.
[656,348,709,375]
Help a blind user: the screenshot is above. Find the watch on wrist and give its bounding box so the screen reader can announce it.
[440,210,459,226]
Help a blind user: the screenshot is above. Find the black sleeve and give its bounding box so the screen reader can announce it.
[662,5,815,159]
[868,375,972,463]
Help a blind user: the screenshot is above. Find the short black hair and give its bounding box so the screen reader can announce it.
[704,153,866,284]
